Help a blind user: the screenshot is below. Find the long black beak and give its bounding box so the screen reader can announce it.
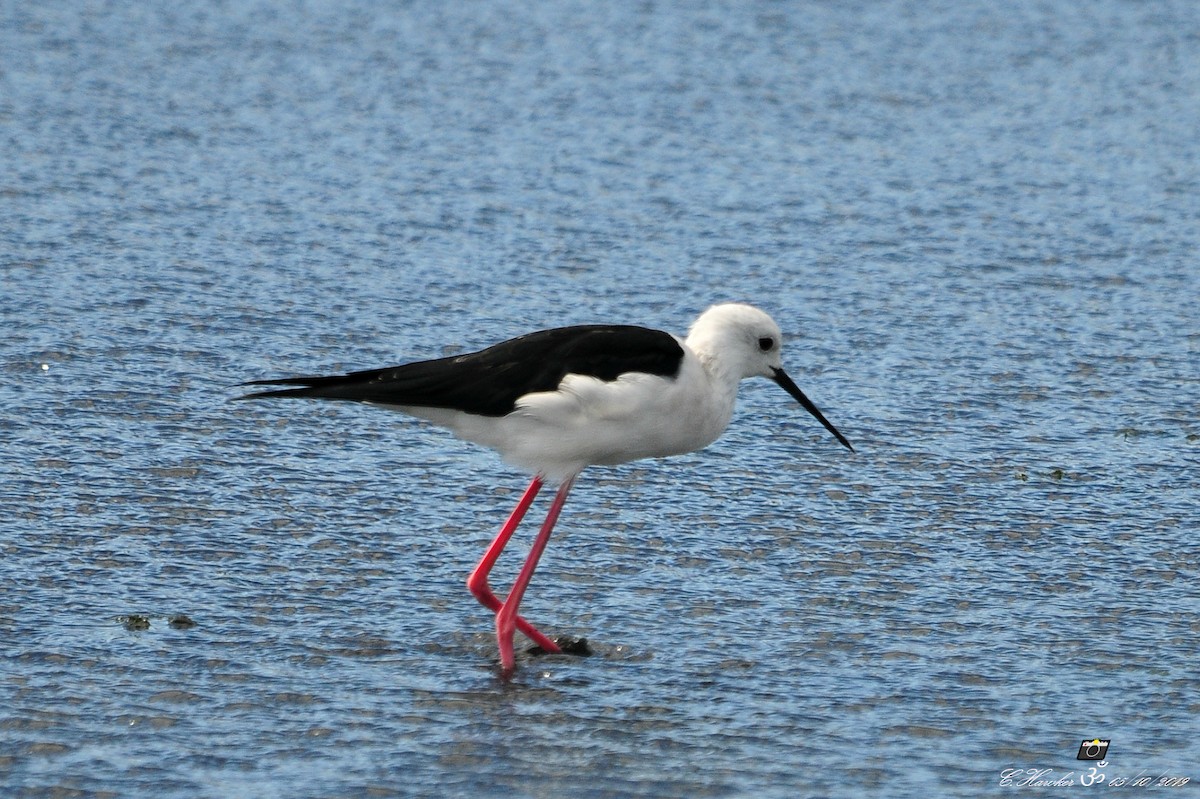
[771,367,855,452]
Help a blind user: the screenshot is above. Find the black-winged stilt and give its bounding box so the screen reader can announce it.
[240,303,854,672]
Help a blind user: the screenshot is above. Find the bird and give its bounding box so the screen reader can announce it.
[239,303,854,673]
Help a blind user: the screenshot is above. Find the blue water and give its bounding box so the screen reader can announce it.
[3,1,1198,797]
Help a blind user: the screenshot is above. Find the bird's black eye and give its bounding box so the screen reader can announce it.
[758,336,774,352]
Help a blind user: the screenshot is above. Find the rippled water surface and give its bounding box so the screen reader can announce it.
[3,2,1198,797]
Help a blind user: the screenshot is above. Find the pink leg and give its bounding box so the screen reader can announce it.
[466,477,562,654]
[496,477,575,672]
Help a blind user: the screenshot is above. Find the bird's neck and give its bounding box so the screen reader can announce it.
[693,345,743,406]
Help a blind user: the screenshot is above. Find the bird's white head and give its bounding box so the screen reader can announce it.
[686,303,855,452]
[686,303,787,380]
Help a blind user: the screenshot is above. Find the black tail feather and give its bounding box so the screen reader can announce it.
[236,370,397,402]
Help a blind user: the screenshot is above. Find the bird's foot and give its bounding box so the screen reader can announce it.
[527,635,592,658]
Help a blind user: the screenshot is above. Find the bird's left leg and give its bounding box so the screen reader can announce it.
[495,476,575,672]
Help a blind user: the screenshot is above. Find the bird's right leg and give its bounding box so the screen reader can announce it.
[466,477,562,654]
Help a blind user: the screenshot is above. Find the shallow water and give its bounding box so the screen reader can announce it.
[2,1,1198,797]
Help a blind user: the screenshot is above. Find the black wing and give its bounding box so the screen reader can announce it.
[238,324,685,417]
